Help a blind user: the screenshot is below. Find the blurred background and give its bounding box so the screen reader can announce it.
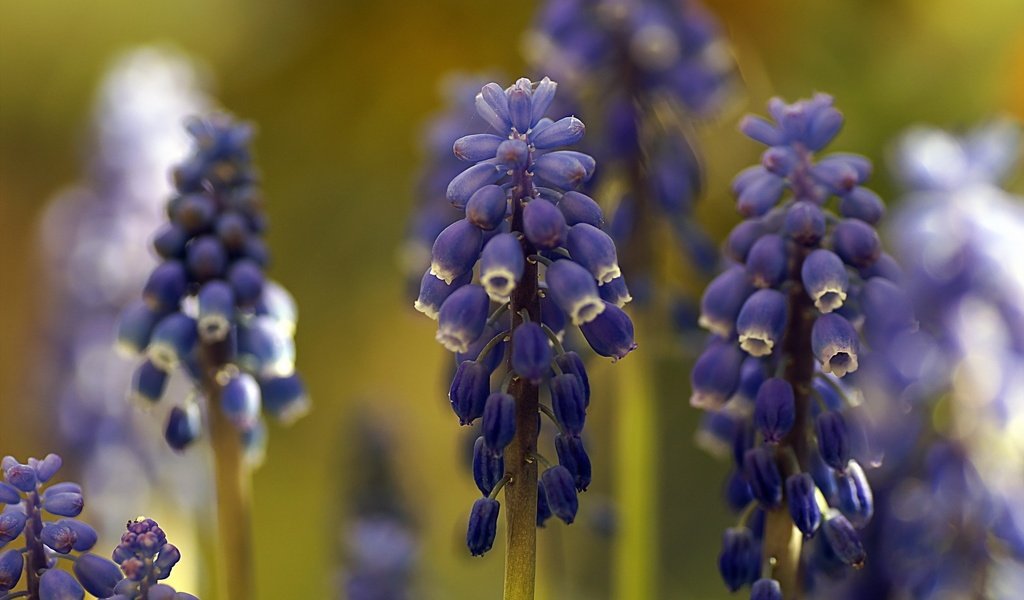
[1,1,1022,598]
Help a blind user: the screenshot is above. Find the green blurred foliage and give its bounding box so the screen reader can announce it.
[0,1,1021,598]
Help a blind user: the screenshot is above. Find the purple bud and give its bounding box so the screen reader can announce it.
[147,584,179,600]
[35,454,62,483]
[42,492,84,518]
[221,372,261,430]
[43,482,81,498]
[558,191,604,227]
[816,411,851,471]
[822,512,865,568]
[0,483,18,505]
[508,80,532,133]
[859,252,902,282]
[523,198,568,250]
[472,437,505,496]
[551,374,586,435]
[580,302,637,360]
[496,139,529,169]
[541,466,579,524]
[812,313,859,376]
[154,543,181,575]
[743,446,783,508]
[215,212,250,252]
[533,151,592,189]
[58,519,97,552]
[751,578,783,600]
[147,313,198,371]
[536,482,553,527]
[73,553,122,598]
[0,548,23,592]
[754,378,795,443]
[718,527,759,592]
[227,259,264,306]
[725,219,766,263]
[38,568,85,600]
[832,218,881,268]
[480,233,524,302]
[786,473,822,537]
[835,460,873,528]
[554,351,590,406]
[170,193,216,233]
[197,281,235,342]
[745,234,787,288]
[839,186,884,224]
[539,295,567,337]
[737,172,785,217]
[116,301,163,356]
[476,83,512,133]
[165,404,201,451]
[801,249,849,314]
[598,275,632,307]
[690,339,745,409]
[736,288,788,357]
[554,434,592,492]
[482,393,516,453]
[185,236,227,282]
[511,322,552,383]
[456,325,506,373]
[806,105,843,151]
[699,265,755,337]
[143,261,187,312]
[566,223,621,285]
[453,134,504,162]
[4,464,36,493]
[762,146,799,176]
[466,498,501,556]
[545,258,605,325]
[41,521,78,553]
[466,185,508,231]
[414,269,471,320]
[447,162,503,208]
[740,115,784,146]
[131,360,168,404]
[532,116,585,149]
[784,201,826,245]
[449,361,490,425]
[725,470,754,511]
[430,219,483,285]
[0,510,27,545]
[153,224,188,259]
[530,78,557,126]
[436,284,490,353]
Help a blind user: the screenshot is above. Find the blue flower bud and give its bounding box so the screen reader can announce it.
[43,482,81,498]
[482,393,516,453]
[0,509,27,545]
[536,483,552,527]
[811,313,859,376]
[822,511,865,568]
[170,193,216,233]
[816,410,851,471]
[130,360,168,404]
[215,212,250,252]
[42,492,83,518]
[38,568,85,600]
[737,172,785,217]
[35,454,62,483]
[751,578,783,600]
[725,470,754,512]
[718,527,759,592]
[73,553,122,598]
[729,419,755,470]
[598,276,632,307]
[453,134,504,162]
[835,460,873,527]
[811,156,863,195]
[743,446,783,508]
[511,322,552,383]
[227,258,265,306]
[472,437,505,496]
[690,339,745,409]
[761,146,799,176]
[551,373,586,435]
[784,201,826,245]
[466,498,500,557]
[539,295,566,337]
[557,191,603,227]
[41,521,78,553]
[3,464,35,493]
[236,316,292,378]
[805,104,844,151]
[529,77,557,126]
[476,83,512,133]
[523,198,568,250]
[838,186,884,224]
[533,116,585,149]
[554,434,592,492]
[0,483,18,505]
[449,361,490,425]
[726,219,766,262]
[745,234,787,289]
[456,324,506,373]
[165,404,201,451]
[699,265,755,337]
[541,466,579,524]
[480,233,524,302]
[508,79,532,133]
[754,378,795,443]
[221,372,261,430]
[736,288,787,357]
[436,284,490,353]
[116,301,163,356]
[832,218,881,268]
[496,139,529,169]
[801,249,849,314]
[554,351,590,407]
[56,519,95,552]
[414,269,472,320]
[566,223,621,285]
[580,302,637,360]
[154,542,182,574]
[152,224,189,259]
[466,185,508,231]
[0,548,23,592]
[143,261,187,312]
[545,258,605,325]
[739,115,784,146]
[534,151,593,189]
[255,374,307,425]
[185,235,227,282]
[786,473,822,537]
[859,252,902,282]
[447,162,503,208]
[197,280,235,342]
[430,219,483,284]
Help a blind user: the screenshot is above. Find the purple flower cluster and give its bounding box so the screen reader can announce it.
[414,77,636,556]
[103,517,196,599]
[690,95,913,595]
[117,114,307,457]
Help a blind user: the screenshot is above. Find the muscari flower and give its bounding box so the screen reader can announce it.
[415,77,635,558]
[692,95,913,594]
